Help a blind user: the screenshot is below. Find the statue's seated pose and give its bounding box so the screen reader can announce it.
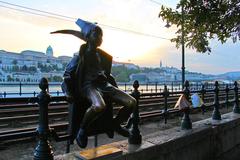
[51,19,136,148]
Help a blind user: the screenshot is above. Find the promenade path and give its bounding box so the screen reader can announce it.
[0,106,232,160]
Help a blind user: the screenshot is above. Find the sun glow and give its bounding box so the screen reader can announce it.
[101,28,168,63]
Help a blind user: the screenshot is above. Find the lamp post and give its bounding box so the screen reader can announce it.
[181,5,185,89]
[165,5,185,89]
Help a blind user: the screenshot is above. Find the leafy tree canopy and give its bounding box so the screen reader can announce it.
[159,0,240,53]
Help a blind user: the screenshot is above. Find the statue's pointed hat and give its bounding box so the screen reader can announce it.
[75,18,98,40]
[50,18,99,42]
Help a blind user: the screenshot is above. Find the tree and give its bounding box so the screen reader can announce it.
[52,76,63,82]
[22,65,28,71]
[12,65,19,72]
[12,59,18,65]
[29,66,37,72]
[112,65,140,82]
[7,75,13,81]
[159,0,240,53]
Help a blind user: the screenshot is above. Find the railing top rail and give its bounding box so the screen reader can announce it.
[0,87,237,104]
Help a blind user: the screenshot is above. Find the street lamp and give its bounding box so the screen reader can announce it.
[165,5,185,89]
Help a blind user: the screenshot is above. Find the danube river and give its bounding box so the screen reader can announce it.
[0,82,184,98]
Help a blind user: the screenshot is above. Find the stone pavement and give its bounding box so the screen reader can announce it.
[55,112,240,160]
[0,107,232,160]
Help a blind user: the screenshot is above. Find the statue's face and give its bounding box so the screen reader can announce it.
[88,27,103,47]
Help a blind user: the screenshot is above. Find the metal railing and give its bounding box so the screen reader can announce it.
[0,81,232,98]
[0,78,239,159]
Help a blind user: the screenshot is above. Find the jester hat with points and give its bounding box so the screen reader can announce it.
[51,18,101,41]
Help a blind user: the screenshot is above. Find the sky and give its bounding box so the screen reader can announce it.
[0,0,239,74]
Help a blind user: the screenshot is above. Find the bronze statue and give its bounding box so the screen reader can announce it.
[51,18,136,148]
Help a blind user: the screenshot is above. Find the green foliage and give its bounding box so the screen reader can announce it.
[48,76,63,82]
[159,0,240,53]
[111,65,140,82]
[7,75,14,81]
[28,66,37,72]
[12,59,18,65]
[12,65,19,72]
[38,62,62,72]
[22,65,28,71]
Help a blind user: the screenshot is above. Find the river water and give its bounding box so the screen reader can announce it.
[0,83,184,98]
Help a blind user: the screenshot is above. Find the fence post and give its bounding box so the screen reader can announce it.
[128,80,142,144]
[212,81,221,120]
[3,92,6,98]
[124,83,127,92]
[155,82,158,93]
[225,84,229,109]
[200,84,206,114]
[34,78,53,160]
[19,82,22,96]
[233,81,240,113]
[181,80,192,130]
[163,85,169,124]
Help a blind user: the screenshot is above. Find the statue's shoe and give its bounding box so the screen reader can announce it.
[76,129,88,148]
[106,131,114,138]
[114,124,130,137]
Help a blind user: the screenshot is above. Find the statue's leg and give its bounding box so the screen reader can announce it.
[111,87,136,136]
[76,87,106,148]
[112,88,136,123]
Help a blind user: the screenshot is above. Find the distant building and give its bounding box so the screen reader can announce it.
[46,45,53,57]
[57,56,72,64]
[112,61,139,70]
[0,46,73,82]
[129,73,147,82]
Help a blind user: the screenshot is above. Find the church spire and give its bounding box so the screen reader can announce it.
[160,60,162,68]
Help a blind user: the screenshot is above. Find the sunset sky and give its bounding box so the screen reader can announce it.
[0,0,239,74]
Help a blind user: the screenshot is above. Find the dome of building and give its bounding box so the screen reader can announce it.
[46,45,53,57]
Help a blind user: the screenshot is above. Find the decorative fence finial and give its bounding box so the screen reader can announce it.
[233,81,240,113]
[34,77,53,160]
[128,80,142,144]
[181,80,192,130]
[212,81,221,120]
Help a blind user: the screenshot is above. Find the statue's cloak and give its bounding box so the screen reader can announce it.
[62,44,116,143]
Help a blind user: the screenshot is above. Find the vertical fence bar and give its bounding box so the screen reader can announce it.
[19,82,22,96]
[124,83,127,92]
[128,80,142,144]
[146,83,148,92]
[233,81,240,113]
[163,85,169,124]
[94,135,98,147]
[212,81,221,120]
[200,84,206,114]
[34,78,53,160]
[155,82,157,93]
[225,84,229,109]
[181,80,192,130]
